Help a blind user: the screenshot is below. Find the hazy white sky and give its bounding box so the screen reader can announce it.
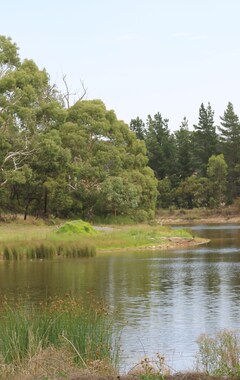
[2,0,240,130]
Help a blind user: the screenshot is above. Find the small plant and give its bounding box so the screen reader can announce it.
[131,353,170,380]
[196,329,240,376]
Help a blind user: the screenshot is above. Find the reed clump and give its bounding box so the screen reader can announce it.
[0,297,116,371]
[1,241,96,260]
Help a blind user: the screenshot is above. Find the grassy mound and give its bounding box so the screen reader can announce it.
[56,220,97,236]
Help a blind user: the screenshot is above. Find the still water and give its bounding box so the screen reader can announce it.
[1,224,240,372]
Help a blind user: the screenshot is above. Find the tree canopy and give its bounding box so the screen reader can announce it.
[2,35,240,219]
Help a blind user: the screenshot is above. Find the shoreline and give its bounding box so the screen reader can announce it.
[155,215,240,225]
[98,237,210,253]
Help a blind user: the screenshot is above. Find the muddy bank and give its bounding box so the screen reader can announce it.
[156,215,240,225]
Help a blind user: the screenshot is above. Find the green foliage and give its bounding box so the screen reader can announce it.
[4,34,240,215]
[145,113,176,180]
[174,176,211,209]
[207,154,228,207]
[0,297,115,366]
[56,220,97,235]
[175,117,193,180]
[192,102,218,176]
[196,330,240,377]
[219,102,240,199]
[2,240,96,260]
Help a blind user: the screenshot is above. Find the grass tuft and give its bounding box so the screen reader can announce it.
[0,297,117,369]
[56,220,97,236]
[1,241,96,260]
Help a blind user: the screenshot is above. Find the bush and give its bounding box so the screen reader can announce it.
[196,329,240,376]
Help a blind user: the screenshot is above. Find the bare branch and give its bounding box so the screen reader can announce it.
[0,148,35,186]
[62,75,88,108]
[78,80,87,101]
[62,74,76,109]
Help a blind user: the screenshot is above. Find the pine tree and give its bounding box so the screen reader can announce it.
[192,102,218,176]
[175,117,193,180]
[218,102,240,199]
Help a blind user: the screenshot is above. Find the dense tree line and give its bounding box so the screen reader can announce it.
[1,35,240,221]
[130,102,239,209]
[0,36,157,220]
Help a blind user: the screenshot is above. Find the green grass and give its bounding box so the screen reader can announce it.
[87,224,193,251]
[55,220,98,236]
[1,241,96,260]
[0,219,195,257]
[0,297,116,367]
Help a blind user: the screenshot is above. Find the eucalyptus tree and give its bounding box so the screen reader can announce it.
[61,100,157,220]
[207,154,228,207]
[0,35,68,216]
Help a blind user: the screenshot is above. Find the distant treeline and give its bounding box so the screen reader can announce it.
[0,35,239,221]
[130,101,239,209]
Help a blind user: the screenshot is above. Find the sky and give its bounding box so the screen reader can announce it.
[1,0,240,130]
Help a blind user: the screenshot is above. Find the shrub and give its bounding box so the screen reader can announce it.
[196,329,240,376]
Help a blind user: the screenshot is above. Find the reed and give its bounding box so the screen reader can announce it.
[0,297,116,368]
[1,241,96,260]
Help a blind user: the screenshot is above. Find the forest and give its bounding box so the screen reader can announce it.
[0,35,239,221]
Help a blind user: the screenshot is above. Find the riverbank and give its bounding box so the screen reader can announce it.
[0,219,209,259]
[155,206,240,225]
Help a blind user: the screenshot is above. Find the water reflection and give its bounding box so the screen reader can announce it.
[1,225,240,371]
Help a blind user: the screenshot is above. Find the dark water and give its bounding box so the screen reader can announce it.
[1,224,240,372]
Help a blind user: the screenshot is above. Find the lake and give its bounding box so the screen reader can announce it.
[1,224,240,372]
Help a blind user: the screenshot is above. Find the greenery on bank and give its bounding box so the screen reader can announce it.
[0,297,117,378]
[88,224,193,251]
[0,219,196,260]
[2,240,96,260]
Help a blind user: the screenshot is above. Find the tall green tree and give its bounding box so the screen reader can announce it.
[175,117,193,180]
[129,117,145,140]
[218,102,240,199]
[192,102,218,176]
[145,113,176,180]
[207,154,228,207]
[61,100,157,220]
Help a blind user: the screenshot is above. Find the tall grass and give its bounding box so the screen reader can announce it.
[0,297,117,368]
[196,329,240,376]
[1,241,96,260]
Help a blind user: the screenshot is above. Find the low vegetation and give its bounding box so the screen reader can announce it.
[0,297,118,378]
[55,220,97,236]
[196,329,240,377]
[2,240,96,260]
[0,218,199,261]
[89,224,194,251]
